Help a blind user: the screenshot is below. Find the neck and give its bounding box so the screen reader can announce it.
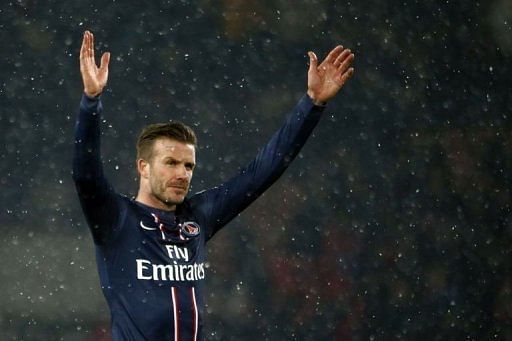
[135,192,177,211]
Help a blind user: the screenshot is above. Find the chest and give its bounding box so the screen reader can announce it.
[110,211,206,267]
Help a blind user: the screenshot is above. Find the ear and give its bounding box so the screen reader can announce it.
[137,158,150,179]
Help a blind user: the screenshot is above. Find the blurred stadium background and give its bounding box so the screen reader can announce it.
[1,0,511,339]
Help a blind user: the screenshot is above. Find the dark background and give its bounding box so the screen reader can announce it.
[1,0,511,340]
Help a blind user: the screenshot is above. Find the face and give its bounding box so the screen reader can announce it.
[141,138,196,208]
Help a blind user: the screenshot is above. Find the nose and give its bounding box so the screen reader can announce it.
[176,164,191,180]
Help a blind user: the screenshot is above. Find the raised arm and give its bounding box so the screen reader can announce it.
[73,31,118,245]
[193,46,354,240]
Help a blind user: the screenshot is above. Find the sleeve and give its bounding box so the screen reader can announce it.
[191,94,326,241]
[72,94,122,245]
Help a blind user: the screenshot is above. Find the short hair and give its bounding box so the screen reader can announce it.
[136,121,197,161]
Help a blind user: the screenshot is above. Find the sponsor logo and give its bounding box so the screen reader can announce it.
[136,259,206,281]
[165,244,189,261]
[139,221,158,231]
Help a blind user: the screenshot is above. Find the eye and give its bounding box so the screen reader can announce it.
[185,163,195,171]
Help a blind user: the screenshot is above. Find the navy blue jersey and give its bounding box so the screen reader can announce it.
[73,94,325,340]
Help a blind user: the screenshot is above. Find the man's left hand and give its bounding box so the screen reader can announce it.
[307,45,354,104]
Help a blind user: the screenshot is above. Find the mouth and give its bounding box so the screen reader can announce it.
[168,185,188,191]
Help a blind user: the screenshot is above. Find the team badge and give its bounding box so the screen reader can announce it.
[181,221,200,237]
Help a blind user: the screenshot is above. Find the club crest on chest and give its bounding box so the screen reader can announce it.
[181,221,200,237]
[138,213,200,244]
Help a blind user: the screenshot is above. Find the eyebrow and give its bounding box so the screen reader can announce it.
[163,156,195,167]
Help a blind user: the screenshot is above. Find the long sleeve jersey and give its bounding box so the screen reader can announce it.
[72,94,325,340]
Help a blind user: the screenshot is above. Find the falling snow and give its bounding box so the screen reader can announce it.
[0,0,511,340]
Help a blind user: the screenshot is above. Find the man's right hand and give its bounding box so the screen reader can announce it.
[79,30,110,98]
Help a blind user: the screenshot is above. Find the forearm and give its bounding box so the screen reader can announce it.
[72,94,104,182]
[202,93,325,237]
[72,94,121,244]
[242,94,324,192]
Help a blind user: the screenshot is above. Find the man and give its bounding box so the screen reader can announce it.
[73,30,354,340]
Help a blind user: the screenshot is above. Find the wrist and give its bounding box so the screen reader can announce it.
[306,91,327,106]
[84,89,102,99]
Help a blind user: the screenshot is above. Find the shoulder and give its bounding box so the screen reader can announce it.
[177,195,209,223]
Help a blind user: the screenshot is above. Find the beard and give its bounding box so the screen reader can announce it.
[150,178,189,208]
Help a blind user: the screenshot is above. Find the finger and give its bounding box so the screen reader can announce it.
[84,31,93,59]
[323,45,343,64]
[100,52,110,72]
[338,67,354,86]
[337,53,355,74]
[86,31,91,55]
[308,51,318,73]
[333,49,351,67]
[80,31,87,59]
[89,31,96,64]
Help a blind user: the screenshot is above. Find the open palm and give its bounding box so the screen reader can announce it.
[307,46,354,104]
[79,30,110,97]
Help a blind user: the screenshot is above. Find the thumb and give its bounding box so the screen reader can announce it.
[308,51,318,73]
[100,52,110,72]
